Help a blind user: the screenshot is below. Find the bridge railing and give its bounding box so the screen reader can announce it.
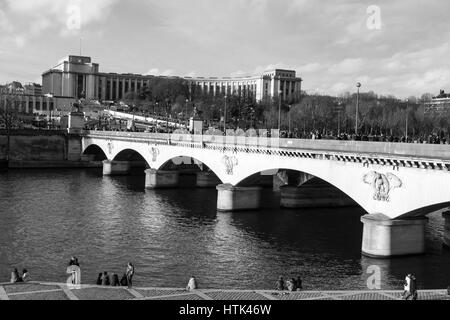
[84,130,450,161]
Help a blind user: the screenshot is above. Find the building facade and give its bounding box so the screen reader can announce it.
[425,90,450,114]
[1,81,73,115]
[0,92,74,116]
[24,83,43,96]
[42,56,302,103]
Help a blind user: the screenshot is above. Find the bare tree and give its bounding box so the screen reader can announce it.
[0,93,22,163]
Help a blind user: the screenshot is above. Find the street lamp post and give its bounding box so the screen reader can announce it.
[155,102,159,131]
[278,90,282,131]
[406,99,409,142]
[224,95,227,133]
[288,104,292,134]
[337,100,342,137]
[185,99,189,123]
[165,99,170,134]
[356,82,361,136]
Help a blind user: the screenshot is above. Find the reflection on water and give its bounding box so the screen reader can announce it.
[0,169,449,290]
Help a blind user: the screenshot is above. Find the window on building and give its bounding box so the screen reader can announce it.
[119,81,123,100]
[112,80,117,101]
[106,79,111,100]
[77,75,84,98]
[98,79,103,100]
[50,102,54,111]
[42,101,47,111]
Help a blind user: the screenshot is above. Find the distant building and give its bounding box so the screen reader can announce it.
[1,81,74,116]
[425,90,450,113]
[24,83,43,96]
[1,81,25,94]
[42,55,303,103]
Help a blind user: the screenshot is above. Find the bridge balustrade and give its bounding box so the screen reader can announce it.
[84,130,450,161]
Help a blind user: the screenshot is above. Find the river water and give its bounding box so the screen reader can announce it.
[0,169,449,290]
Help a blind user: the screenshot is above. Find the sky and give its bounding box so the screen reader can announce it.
[0,0,449,98]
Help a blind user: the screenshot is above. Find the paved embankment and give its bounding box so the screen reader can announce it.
[0,282,449,300]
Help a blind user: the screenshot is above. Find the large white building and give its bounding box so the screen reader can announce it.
[42,55,303,103]
[1,81,72,116]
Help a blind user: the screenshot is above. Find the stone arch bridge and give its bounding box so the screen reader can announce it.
[82,131,450,258]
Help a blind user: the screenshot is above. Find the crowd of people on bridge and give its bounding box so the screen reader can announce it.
[279,130,448,145]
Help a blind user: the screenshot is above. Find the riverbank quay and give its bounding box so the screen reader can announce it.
[0,282,449,300]
[5,160,102,169]
[0,129,86,168]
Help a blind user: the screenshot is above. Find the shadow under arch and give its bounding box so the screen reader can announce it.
[235,167,364,212]
[157,155,224,185]
[112,149,151,169]
[397,202,450,219]
[83,144,108,161]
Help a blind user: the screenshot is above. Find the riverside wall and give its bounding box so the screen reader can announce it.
[0,130,94,168]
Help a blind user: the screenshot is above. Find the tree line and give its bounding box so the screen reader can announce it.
[120,78,446,140]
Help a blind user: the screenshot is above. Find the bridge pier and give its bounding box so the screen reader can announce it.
[102,160,131,176]
[196,171,221,188]
[361,214,428,257]
[145,169,179,189]
[216,184,262,212]
[443,211,450,248]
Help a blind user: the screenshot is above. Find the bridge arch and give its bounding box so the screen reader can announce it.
[155,154,224,185]
[82,144,108,161]
[153,150,229,184]
[233,165,367,212]
[112,148,150,168]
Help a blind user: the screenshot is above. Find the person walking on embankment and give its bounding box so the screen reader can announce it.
[126,263,135,288]
[402,274,418,300]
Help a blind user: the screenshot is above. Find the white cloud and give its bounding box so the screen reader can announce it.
[14,36,26,48]
[184,71,198,78]
[0,9,12,32]
[146,68,177,77]
[330,82,351,93]
[299,62,323,73]
[329,58,365,75]
[5,0,118,38]
[230,70,249,77]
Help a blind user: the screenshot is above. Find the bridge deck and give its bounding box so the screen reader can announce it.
[84,131,450,163]
[1,282,449,300]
